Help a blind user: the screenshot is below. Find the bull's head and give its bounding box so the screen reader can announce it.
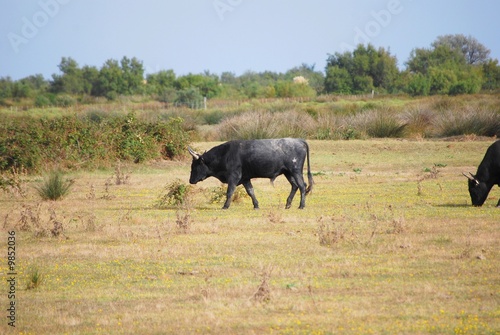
[188,147,209,184]
[463,172,489,206]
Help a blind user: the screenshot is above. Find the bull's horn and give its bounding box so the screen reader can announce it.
[462,172,473,180]
[462,172,479,185]
[188,147,200,160]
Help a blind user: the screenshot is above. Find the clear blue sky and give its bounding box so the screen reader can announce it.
[1,0,499,80]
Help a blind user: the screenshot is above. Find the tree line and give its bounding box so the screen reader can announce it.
[1,34,500,107]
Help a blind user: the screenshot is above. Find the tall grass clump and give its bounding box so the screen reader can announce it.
[313,112,361,140]
[435,107,500,137]
[401,104,435,138]
[26,266,43,290]
[35,171,73,200]
[216,110,316,140]
[347,109,407,138]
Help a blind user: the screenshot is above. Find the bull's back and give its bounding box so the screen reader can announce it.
[237,138,307,178]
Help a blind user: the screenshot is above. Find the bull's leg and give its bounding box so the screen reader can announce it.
[293,173,307,209]
[284,173,298,209]
[223,183,237,209]
[243,181,259,209]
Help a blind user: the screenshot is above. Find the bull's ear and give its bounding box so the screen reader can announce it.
[188,147,200,160]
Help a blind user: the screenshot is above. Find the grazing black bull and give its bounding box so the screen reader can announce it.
[463,140,500,207]
[188,138,314,209]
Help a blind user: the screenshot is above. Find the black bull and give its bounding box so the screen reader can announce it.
[188,138,314,209]
[463,140,500,207]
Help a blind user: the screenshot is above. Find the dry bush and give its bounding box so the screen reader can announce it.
[267,209,284,224]
[253,266,273,303]
[17,203,67,238]
[113,161,130,185]
[175,209,193,234]
[317,216,346,247]
[18,203,43,232]
[0,167,28,198]
[75,211,99,232]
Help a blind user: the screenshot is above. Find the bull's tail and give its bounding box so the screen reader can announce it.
[304,140,314,195]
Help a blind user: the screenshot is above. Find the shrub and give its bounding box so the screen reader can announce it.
[54,94,76,107]
[154,179,192,208]
[149,117,190,159]
[34,94,51,107]
[175,87,204,108]
[209,185,246,205]
[0,113,190,173]
[35,171,73,201]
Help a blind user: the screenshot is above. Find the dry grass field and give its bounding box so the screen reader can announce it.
[1,139,499,334]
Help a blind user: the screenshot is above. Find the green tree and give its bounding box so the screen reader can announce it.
[428,67,457,95]
[0,77,13,100]
[406,45,465,76]
[174,72,220,98]
[324,66,352,94]
[94,59,123,98]
[432,34,490,65]
[175,87,204,108]
[93,57,144,98]
[51,57,85,94]
[147,70,176,92]
[146,70,177,102]
[481,59,500,90]
[405,72,430,96]
[285,63,324,94]
[120,56,145,94]
[325,44,399,94]
[405,35,490,95]
[81,65,99,95]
